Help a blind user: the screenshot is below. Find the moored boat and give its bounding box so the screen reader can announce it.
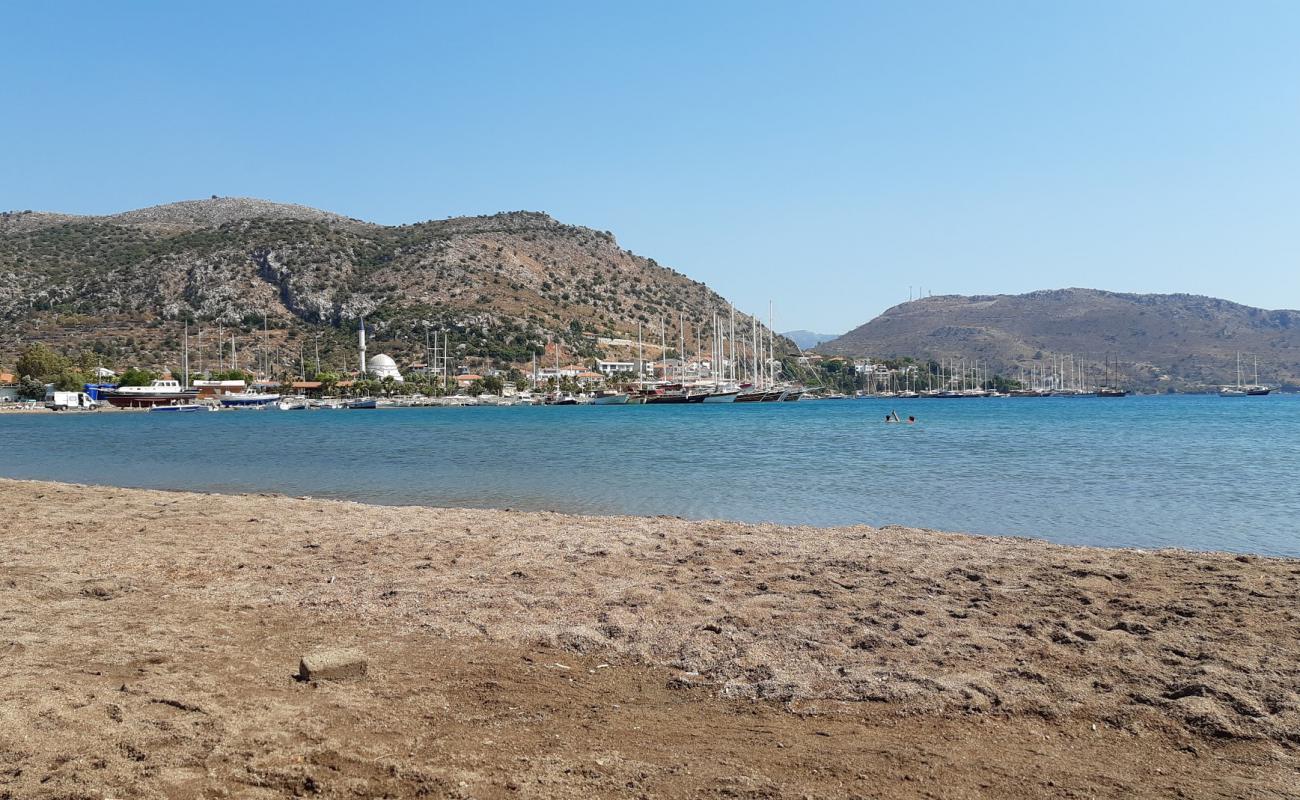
[702,389,739,403]
[149,402,212,413]
[220,391,281,408]
[591,390,630,405]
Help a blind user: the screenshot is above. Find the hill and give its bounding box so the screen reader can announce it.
[782,330,841,350]
[1,198,784,376]
[817,289,1300,390]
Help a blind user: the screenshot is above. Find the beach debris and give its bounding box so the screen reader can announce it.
[298,648,368,682]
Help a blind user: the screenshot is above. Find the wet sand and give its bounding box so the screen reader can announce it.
[1,479,1296,798]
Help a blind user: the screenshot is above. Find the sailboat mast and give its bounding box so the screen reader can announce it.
[182,319,189,389]
[729,305,736,384]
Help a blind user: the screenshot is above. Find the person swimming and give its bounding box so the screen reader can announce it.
[885,411,901,423]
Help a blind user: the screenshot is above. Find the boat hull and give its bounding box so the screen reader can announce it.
[106,392,199,409]
[148,404,211,413]
[220,394,281,408]
[702,391,738,403]
[591,393,629,405]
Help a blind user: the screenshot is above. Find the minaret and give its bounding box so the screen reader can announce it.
[358,317,367,375]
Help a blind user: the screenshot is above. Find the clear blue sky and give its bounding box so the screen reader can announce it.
[3,1,1298,333]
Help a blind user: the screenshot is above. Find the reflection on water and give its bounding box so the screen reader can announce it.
[3,395,1298,556]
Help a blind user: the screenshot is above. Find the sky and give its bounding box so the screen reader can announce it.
[2,1,1298,334]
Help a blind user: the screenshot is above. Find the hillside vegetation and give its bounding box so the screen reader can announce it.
[1,198,780,374]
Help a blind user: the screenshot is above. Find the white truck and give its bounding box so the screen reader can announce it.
[45,391,99,411]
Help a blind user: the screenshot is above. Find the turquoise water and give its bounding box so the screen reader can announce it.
[3,395,1298,556]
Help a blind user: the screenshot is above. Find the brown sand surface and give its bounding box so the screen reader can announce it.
[1,478,1297,799]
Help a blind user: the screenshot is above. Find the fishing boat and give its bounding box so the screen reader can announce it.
[149,402,212,413]
[274,397,310,410]
[590,390,629,405]
[220,390,282,408]
[346,397,378,409]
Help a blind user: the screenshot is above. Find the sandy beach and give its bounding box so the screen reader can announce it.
[1,478,1296,798]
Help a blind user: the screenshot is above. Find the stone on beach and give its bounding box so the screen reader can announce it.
[298,648,368,681]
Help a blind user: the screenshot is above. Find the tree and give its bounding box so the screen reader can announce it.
[116,367,158,387]
[315,371,340,396]
[16,344,69,382]
[52,370,89,392]
[481,375,504,395]
[17,375,46,400]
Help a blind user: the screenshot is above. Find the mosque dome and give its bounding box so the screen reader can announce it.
[366,353,404,381]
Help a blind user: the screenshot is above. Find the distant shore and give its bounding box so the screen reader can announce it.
[2,478,1296,798]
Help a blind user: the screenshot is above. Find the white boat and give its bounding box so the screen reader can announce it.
[149,403,213,413]
[220,391,282,408]
[591,390,630,405]
[275,397,310,411]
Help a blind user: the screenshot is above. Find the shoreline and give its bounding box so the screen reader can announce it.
[3,478,1297,797]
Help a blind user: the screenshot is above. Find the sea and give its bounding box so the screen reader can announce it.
[3,394,1298,557]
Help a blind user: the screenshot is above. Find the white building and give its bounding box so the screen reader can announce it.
[366,354,404,382]
[594,359,635,377]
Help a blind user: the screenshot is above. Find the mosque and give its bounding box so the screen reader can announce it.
[358,317,403,382]
[366,353,404,382]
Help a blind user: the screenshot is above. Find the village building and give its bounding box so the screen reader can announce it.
[193,379,247,399]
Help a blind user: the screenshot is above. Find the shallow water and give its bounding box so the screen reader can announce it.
[3,395,1298,556]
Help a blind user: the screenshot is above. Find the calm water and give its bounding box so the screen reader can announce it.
[3,395,1298,556]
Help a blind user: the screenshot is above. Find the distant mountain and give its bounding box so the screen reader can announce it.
[1,198,788,373]
[782,330,841,350]
[817,289,1300,390]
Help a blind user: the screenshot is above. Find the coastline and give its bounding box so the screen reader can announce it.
[2,478,1296,798]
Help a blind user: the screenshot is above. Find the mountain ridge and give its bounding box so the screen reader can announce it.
[782,330,841,350]
[1,198,785,374]
[817,288,1300,389]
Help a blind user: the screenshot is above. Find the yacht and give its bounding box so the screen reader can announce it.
[104,379,198,409]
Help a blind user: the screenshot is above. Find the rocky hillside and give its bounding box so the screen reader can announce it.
[818,289,1300,390]
[1,198,781,374]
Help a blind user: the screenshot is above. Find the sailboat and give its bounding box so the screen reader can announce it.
[1097,356,1128,397]
[1245,354,1272,395]
[1219,352,1248,397]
